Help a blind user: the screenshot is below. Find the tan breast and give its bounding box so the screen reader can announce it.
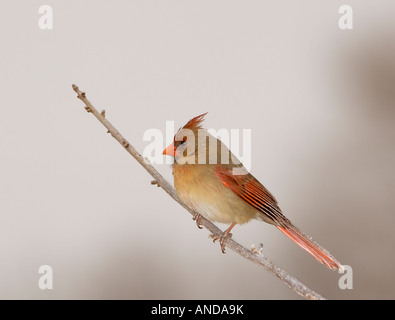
[173,164,259,225]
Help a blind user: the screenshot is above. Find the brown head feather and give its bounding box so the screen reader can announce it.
[182,112,208,130]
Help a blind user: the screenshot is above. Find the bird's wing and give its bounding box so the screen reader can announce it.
[215,166,342,270]
[215,166,289,225]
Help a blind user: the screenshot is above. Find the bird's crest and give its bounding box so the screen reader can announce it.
[182,112,208,130]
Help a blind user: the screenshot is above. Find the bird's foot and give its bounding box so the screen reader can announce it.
[211,232,233,253]
[210,222,237,253]
[192,213,203,229]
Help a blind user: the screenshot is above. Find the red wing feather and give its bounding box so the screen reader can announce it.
[215,166,343,270]
[215,167,288,225]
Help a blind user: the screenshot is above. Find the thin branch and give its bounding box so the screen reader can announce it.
[72,84,326,300]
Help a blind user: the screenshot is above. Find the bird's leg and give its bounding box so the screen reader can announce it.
[192,213,203,229]
[211,222,237,253]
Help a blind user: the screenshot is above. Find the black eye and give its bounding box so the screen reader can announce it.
[174,140,186,148]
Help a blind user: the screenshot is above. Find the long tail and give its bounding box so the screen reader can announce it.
[276,224,343,271]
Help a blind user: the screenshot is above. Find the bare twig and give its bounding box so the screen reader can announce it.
[72,84,326,300]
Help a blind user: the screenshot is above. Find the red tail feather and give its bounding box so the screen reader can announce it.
[276,225,342,271]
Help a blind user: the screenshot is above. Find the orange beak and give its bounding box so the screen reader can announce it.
[163,143,177,157]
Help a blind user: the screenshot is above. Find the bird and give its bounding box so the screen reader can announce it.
[163,112,343,271]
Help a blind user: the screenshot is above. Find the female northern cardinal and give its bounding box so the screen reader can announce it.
[163,113,342,271]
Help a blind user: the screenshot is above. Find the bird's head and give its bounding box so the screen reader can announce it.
[163,113,239,167]
[162,112,208,165]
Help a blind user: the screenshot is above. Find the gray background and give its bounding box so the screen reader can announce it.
[0,1,394,299]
